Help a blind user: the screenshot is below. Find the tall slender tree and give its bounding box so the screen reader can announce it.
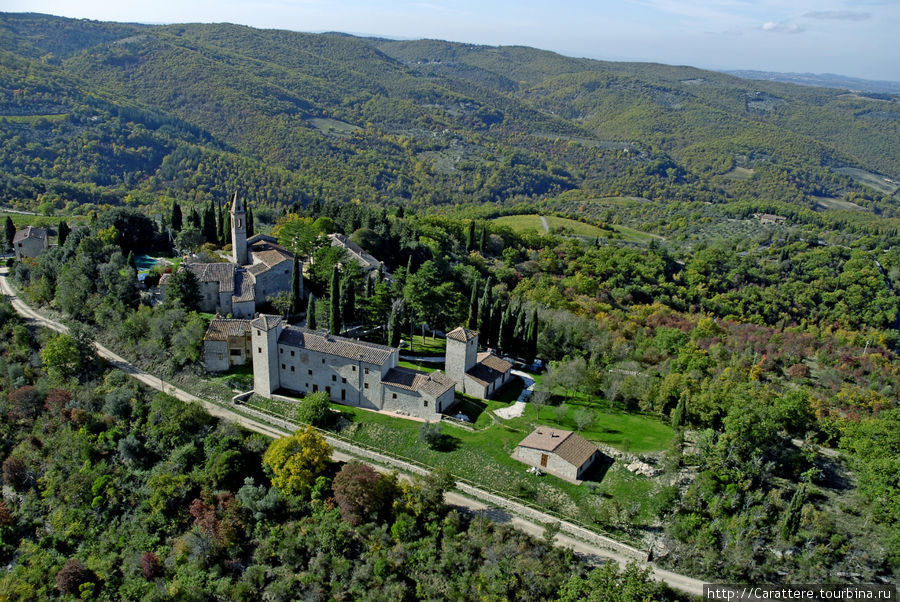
[57,220,70,248]
[171,202,183,232]
[467,283,479,330]
[246,204,254,238]
[290,256,302,317]
[202,203,217,244]
[330,266,342,335]
[3,216,14,251]
[479,223,487,252]
[478,277,492,341]
[306,293,317,330]
[341,272,356,327]
[465,220,475,251]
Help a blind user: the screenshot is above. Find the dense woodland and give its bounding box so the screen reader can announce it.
[0,10,899,596]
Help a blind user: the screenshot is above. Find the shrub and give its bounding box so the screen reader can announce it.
[332,460,381,526]
[55,559,94,595]
[296,391,331,426]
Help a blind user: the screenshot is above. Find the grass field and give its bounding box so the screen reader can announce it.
[836,167,898,195]
[0,113,69,124]
[813,196,866,212]
[305,117,360,135]
[492,212,659,244]
[722,166,755,181]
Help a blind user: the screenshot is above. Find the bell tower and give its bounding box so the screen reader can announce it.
[230,192,248,266]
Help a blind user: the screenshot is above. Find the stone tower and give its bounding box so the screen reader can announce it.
[251,314,283,397]
[230,192,248,266]
[445,327,478,392]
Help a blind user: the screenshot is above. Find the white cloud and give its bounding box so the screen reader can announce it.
[761,21,803,34]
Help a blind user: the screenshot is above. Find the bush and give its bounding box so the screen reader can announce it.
[418,421,442,449]
[296,391,331,426]
[332,460,381,526]
[55,559,94,595]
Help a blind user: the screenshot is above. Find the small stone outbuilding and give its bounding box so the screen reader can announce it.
[514,427,603,483]
[13,226,49,259]
[202,319,253,372]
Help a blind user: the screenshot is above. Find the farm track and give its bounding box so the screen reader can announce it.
[0,267,705,596]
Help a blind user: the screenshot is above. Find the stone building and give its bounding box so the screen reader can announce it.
[160,193,298,317]
[445,327,513,398]
[250,315,457,420]
[328,233,389,280]
[202,319,253,372]
[514,427,603,483]
[12,226,49,259]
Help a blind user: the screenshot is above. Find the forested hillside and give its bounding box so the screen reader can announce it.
[1,12,898,222]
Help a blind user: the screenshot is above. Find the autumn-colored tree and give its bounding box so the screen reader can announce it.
[56,559,94,596]
[263,425,331,497]
[140,552,163,580]
[332,460,382,525]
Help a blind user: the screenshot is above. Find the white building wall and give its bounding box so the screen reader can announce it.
[446,335,477,392]
[14,237,46,259]
[252,324,281,396]
[232,300,255,318]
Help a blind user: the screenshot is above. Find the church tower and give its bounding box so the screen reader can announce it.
[230,192,248,266]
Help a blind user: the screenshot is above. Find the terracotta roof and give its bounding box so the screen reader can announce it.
[465,352,511,386]
[476,351,512,374]
[250,314,282,331]
[249,241,293,269]
[278,327,394,365]
[382,367,455,398]
[13,226,47,243]
[517,427,598,468]
[329,233,381,272]
[182,262,235,292]
[447,327,478,342]
[203,319,252,341]
[232,269,255,303]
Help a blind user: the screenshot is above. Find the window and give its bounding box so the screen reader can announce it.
[281,364,285,370]
[341,389,346,400]
[331,375,336,382]
[325,386,331,394]
[364,368,369,375]
[364,383,369,389]
[230,349,241,356]
[218,353,224,360]
[308,370,312,375]
[540,454,548,468]
[290,350,295,357]
[392,393,397,399]
[257,347,262,353]
[256,330,261,336]
[290,366,295,372]
[322,358,326,364]
[341,377,347,383]
[313,385,318,392]
[352,366,357,371]
[279,348,283,354]
[423,400,428,407]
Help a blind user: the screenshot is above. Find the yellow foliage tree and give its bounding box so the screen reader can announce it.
[263,425,332,497]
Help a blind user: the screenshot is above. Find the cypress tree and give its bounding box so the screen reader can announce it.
[781,483,806,540]
[171,202,183,232]
[478,278,492,342]
[189,207,201,229]
[202,203,217,244]
[330,266,342,335]
[670,397,686,429]
[218,199,228,245]
[497,310,509,354]
[365,274,374,298]
[489,299,502,348]
[514,305,527,348]
[467,283,479,330]
[126,251,137,272]
[526,308,538,361]
[388,303,402,347]
[376,264,384,284]
[306,293,317,330]
[341,272,356,326]
[3,216,14,251]
[57,220,70,248]
[246,205,254,238]
[479,223,487,252]
[290,256,302,316]
[406,255,414,275]
[466,220,475,251]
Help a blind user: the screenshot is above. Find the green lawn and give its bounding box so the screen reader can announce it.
[397,359,439,373]
[207,363,254,390]
[533,402,674,453]
[401,333,446,356]
[492,214,546,234]
[492,213,658,244]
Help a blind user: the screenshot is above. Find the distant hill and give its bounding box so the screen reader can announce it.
[724,70,900,96]
[1,12,898,220]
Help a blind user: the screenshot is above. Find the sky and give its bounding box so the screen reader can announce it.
[6,0,899,81]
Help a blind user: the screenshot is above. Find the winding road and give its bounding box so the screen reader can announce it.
[0,267,704,596]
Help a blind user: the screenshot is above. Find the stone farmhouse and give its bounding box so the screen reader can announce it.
[161,194,298,317]
[201,319,513,418]
[250,315,458,420]
[514,427,603,483]
[202,318,253,372]
[328,233,389,280]
[445,327,513,398]
[13,226,50,259]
